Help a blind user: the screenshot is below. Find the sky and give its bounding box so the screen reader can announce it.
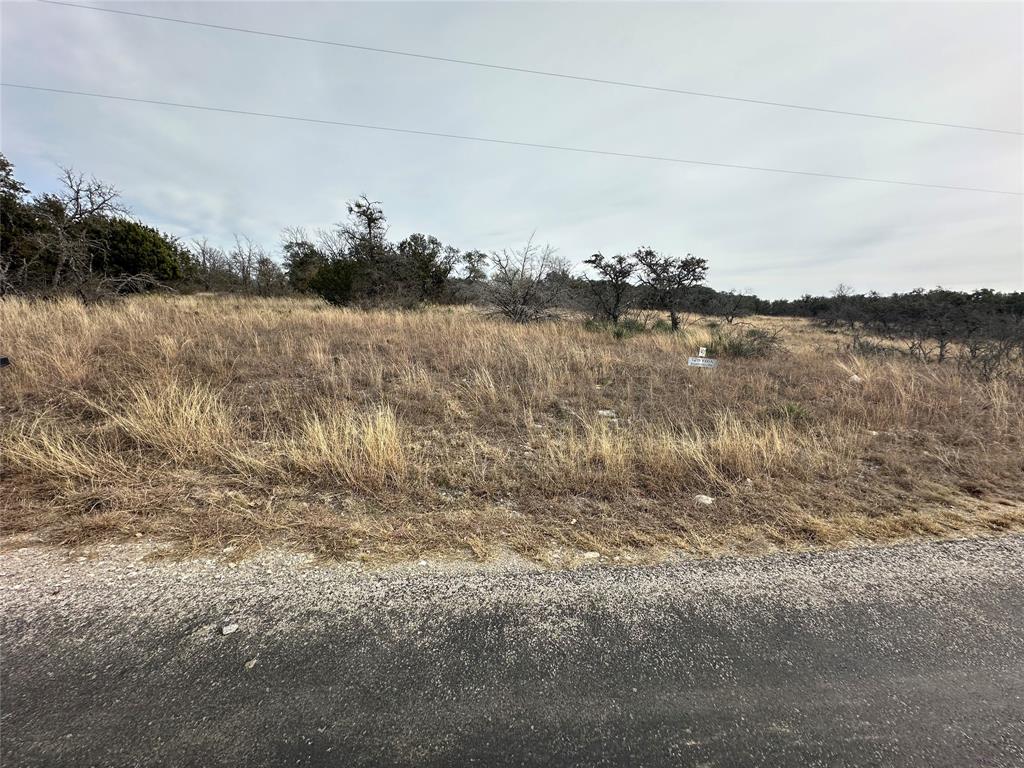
[1,0,1021,299]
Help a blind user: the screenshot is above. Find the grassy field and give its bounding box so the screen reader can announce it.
[2,294,1022,563]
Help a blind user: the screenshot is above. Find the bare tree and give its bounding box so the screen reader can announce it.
[487,236,570,323]
[633,248,708,331]
[254,253,287,296]
[228,235,262,292]
[36,167,127,288]
[189,238,231,291]
[583,252,637,325]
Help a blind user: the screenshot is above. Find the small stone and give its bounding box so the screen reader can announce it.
[134,533,143,538]
[597,409,618,418]
[694,494,715,506]
[583,551,601,559]
[569,518,577,525]
[221,623,239,635]
[418,560,428,567]
[848,374,864,384]
[244,658,257,670]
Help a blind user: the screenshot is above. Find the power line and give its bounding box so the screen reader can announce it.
[37,0,1023,137]
[3,82,1021,197]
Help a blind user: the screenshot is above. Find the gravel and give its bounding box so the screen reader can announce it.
[2,535,1023,648]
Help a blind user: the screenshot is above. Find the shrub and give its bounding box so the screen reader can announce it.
[309,260,364,306]
[584,317,646,339]
[87,218,185,280]
[709,328,783,358]
[614,318,646,340]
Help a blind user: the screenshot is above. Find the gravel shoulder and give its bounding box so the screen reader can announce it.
[3,536,1024,767]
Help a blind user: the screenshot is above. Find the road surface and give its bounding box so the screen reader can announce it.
[2,537,1023,767]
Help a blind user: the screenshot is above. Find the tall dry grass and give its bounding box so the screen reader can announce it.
[1,294,1022,561]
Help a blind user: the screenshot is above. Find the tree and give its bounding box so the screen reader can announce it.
[228,235,262,292]
[338,195,394,297]
[397,233,458,301]
[34,167,128,289]
[0,153,38,295]
[460,249,488,283]
[709,290,754,324]
[302,196,399,302]
[309,259,362,306]
[281,227,326,293]
[633,248,708,331]
[186,239,235,291]
[343,195,388,258]
[583,252,637,325]
[85,218,185,280]
[487,236,570,323]
[254,254,287,296]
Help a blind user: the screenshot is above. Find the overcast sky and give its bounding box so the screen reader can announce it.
[2,1,1021,298]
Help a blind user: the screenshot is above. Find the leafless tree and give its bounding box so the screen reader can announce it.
[254,254,287,296]
[189,238,232,291]
[75,272,174,304]
[228,235,263,292]
[36,167,127,288]
[487,236,570,323]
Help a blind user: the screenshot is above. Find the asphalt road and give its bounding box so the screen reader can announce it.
[2,537,1023,767]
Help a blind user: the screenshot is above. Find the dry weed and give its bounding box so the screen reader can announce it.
[1,294,1021,562]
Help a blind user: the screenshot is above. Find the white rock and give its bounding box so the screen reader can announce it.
[418,560,428,567]
[848,374,864,384]
[694,494,715,506]
[597,409,618,418]
[583,551,601,559]
[221,623,239,635]
[244,658,258,670]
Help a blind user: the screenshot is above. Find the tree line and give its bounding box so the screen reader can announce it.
[1,154,1020,372]
[0,155,708,323]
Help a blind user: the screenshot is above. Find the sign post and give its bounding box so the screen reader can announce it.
[688,348,717,369]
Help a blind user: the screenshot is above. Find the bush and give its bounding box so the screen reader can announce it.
[708,328,783,358]
[88,218,185,280]
[584,317,646,340]
[614,318,646,340]
[309,260,365,306]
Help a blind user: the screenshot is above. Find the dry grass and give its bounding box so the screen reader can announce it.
[2,294,1022,563]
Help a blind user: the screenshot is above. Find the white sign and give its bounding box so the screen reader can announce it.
[688,356,717,368]
[698,347,707,358]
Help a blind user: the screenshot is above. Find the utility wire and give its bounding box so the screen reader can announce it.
[36,0,1023,136]
[4,83,1020,196]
